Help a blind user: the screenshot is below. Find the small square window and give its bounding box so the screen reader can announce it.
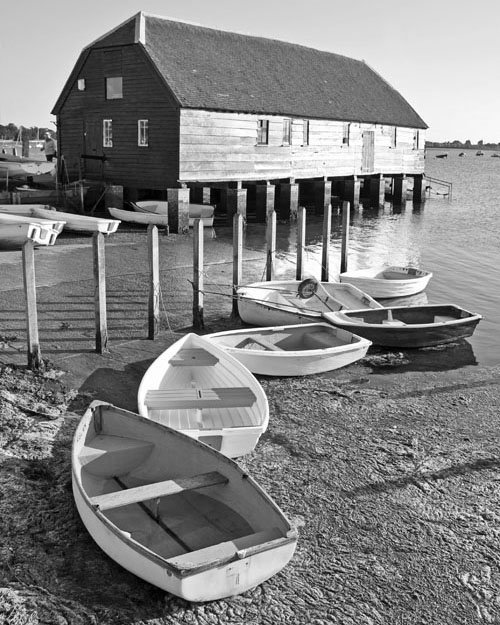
[303,120,310,146]
[257,119,269,145]
[282,119,291,145]
[106,77,123,100]
[77,78,86,91]
[138,120,149,147]
[342,123,350,146]
[103,119,113,147]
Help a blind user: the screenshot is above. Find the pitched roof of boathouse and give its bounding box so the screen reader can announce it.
[53,12,428,129]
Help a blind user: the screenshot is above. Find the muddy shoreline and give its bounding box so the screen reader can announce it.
[1,229,499,624]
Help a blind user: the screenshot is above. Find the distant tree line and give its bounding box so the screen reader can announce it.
[426,139,500,150]
[0,123,55,140]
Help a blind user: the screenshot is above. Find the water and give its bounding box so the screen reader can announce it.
[235,148,500,367]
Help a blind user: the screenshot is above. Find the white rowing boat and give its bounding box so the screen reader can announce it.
[137,333,269,458]
[205,322,371,376]
[0,210,66,234]
[0,222,59,250]
[237,279,382,326]
[108,206,169,227]
[0,204,120,234]
[72,400,297,601]
[339,265,433,298]
[131,201,214,227]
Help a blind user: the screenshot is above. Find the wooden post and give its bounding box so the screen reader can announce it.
[147,225,160,339]
[22,240,42,369]
[265,210,276,281]
[321,204,332,282]
[296,206,306,280]
[192,219,204,329]
[340,201,350,274]
[93,232,108,353]
[232,213,243,318]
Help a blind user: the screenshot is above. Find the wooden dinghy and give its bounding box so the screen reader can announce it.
[0,204,120,234]
[0,222,59,250]
[0,209,66,234]
[131,201,215,227]
[205,322,372,376]
[108,206,169,227]
[137,333,269,458]
[237,279,382,327]
[72,401,297,602]
[339,265,433,298]
[323,304,482,348]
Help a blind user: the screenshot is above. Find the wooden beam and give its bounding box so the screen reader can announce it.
[147,225,160,339]
[232,213,243,318]
[321,204,332,282]
[21,240,42,369]
[93,232,108,353]
[192,219,204,329]
[340,201,350,274]
[266,210,276,281]
[296,206,306,280]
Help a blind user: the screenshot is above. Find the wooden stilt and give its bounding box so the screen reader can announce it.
[147,225,160,339]
[93,232,108,353]
[296,206,306,280]
[266,210,276,281]
[22,240,42,369]
[232,213,243,318]
[192,219,204,329]
[321,204,332,282]
[340,201,350,274]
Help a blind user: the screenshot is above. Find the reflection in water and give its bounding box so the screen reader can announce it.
[233,151,500,365]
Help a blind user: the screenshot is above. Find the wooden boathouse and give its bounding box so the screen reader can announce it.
[52,12,428,231]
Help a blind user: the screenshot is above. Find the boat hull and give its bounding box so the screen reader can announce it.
[237,280,382,326]
[0,204,120,234]
[0,222,59,249]
[339,266,432,298]
[206,323,371,376]
[137,333,269,457]
[324,304,482,348]
[108,206,169,227]
[72,401,297,601]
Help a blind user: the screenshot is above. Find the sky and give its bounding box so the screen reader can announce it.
[0,0,499,142]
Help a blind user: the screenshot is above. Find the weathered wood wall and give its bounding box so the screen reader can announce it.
[179,109,425,183]
[57,45,180,189]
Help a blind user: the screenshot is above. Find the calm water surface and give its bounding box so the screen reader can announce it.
[234,148,500,367]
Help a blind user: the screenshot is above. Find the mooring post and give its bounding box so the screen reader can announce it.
[22,240,42,369]
[296,206,306,280]
[321,203,332,282]
[147,224,160,339]
[340,200,351,274]
[266,210,276,281]
[92,232,108,353]
[232,213,243,318]
[192,219,204,329]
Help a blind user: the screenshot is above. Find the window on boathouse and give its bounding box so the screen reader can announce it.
[257,120,269,145]
[138,120,149,147]
[342,123,350,146]
[303,120,310,146]
[413,130,420,150]
[103,119,113,147]
[282,119,291,145]
[77,78,86,91]
[106,76,123,100]
[392,127,397,148]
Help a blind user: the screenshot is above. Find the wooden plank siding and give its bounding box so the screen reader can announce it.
[179,109,425,183]
[58,45,180,189]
